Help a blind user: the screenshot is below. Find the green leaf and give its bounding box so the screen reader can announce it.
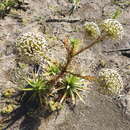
[48,64,61,76]
[20,88,34,91]
[112,9,122,19]
[60,92,67,104]
[69,38,80,48]
[74,90,85,104]
[70,89,76,104]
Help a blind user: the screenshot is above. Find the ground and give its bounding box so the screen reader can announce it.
[0,0,130,130]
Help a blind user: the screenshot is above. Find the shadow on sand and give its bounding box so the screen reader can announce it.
[2,90,53,130]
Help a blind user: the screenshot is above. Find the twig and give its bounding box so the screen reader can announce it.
[46,18,86,23]
[0,117,9,125]
[73,36,102,56]
[48,35,105,85]
[65,71,96,81]
[104,48,130,53]
[60,38,71,53]
[48,46,73,85]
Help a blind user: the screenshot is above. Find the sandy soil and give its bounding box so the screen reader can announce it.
[0,0,130,130]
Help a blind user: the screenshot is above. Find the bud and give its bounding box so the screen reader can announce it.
[1,105,15,114]
[2,88,16,97]
[101,19,124,39]
[84,22,101,38]
[48,100,62,111]
[16,32,47,63]
[97,68,123,96]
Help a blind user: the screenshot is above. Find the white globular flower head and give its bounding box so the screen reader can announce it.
[84,22,101,38]
[16,32,47,63]
[97,68,123,96]
[101,19,124,39]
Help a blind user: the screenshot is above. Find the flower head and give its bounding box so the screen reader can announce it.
[84,22,101,38]
[16,32,47,63]
[97,68,123,96]
[101,19,124,39]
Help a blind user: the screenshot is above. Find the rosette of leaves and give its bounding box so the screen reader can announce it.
[0,72,54,129]
[20,70,64,112]
[59,74,85,105]
[16,32,47,64]
[20,72,52,107]
[97,68,123,96]
[41,59,61,81]
[44,62,61,76]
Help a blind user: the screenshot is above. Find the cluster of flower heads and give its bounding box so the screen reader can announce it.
[16,32,47,63]
[84,19,124,39]
[84,22,101,38]
[101,19,124,39]
[97,68,123,96]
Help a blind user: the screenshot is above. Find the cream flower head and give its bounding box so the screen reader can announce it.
[16,32,47,63]
[97,68,123,96]
[101,19,124,39]
[84,22,101,38]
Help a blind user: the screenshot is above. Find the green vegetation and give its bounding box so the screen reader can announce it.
[0,12,125,128]
[0,0,26,18]
[2,88,16,97]
[12,18,124,111]
[15,19,124,108]
[69,0,80,4]
[48,64,61,76]
[112,0,130,9]
[68,0,80,15]
[60,75,85,104]
[1,104,16,114]
[20,72,52,107]
[111,8,122,19]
